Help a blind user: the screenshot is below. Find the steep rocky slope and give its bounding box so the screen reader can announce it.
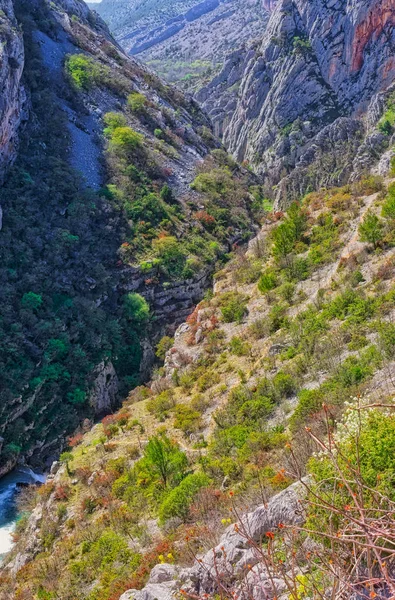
[88,0,272,92]
[199,0,395,202]
[0,0,25,182]
[5,164,395,598]
[0,0,260,476]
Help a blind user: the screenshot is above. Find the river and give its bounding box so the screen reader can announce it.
[0,467,45,559]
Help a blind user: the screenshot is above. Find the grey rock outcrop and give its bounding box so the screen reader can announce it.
[120,483,306,600]
[52,0,91,20]
[200,0,395,202]
[120,565,180,600]
[89,361,119,415]
[0,0,25,179]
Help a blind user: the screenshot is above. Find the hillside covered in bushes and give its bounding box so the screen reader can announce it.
[0,0,261,475]
[4,166,395,599]
[1,0,395,599]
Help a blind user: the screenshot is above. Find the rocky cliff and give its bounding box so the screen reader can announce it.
[0,0,25,183]
[199,0,395,203]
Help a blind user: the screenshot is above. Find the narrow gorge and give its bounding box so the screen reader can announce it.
[0,0,395,599]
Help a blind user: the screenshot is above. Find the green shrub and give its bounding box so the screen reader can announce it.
[272,371,297,398]
[382,183,395,220]
[307,213,340,268]
[205,329,226,354]
[324,289,375,324]
[109,126,144,155]
[235,259,262,284]
[358,210,384,247]
[278,282,295,303]
[219,292,248,323]
[135,434,188,489]
[65,54,101,89]
[307,408,395,545]
[21,291,43,311]
[211,424,252,455]
[257,268,277,293]
[229,336,250,356]
[158,472,210,523]
[290,388,323,429]
[272,221,295,259]
[377,321,395,358]
[173,404,202,434]
[237,397,273,421]
[67,388,86,405]
[196,370,220,392]
[146,390,175,420]
[127,92,147,113]
[378,100,395,135]
[160,184,174,204]
[123,293,150,323]
[155,336,174,360]
[268,303,288,333]
[103,112,127,135]
[272,202,307,260]
[152,235,188,278]
[248,318,268,339]
[85,530,139,571]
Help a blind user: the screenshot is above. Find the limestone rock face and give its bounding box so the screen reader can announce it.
[0,0,25,179]
[200,0,395,201]
[51,0,90,19]
[89,361,119,415]
[119,483,306,600]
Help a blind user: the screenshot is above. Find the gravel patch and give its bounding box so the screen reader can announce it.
[33,29,102,189]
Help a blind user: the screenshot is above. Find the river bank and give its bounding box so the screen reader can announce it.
[0,468,45,559]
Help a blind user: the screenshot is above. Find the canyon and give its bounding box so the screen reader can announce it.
[0,0,394,599]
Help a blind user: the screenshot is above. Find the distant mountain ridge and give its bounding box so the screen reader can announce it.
[88,0,272,91]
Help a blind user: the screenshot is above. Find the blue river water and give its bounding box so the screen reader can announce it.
[0,467,45,558]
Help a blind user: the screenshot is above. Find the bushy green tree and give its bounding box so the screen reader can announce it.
[21,291,43,311]
[158,472,210,523]
[258,268,277,293]
[123,293,150,323]
[137,434,188,487]
[109,126,143,155]
[358,210,383,247]
[220,292,248,323]
[127,92,147,113]
[382,183,395,220]
[59,452,74,476]
[152,235,187,277]
[103,111,127,135]
[155,336,174,360]
[65,54,100,89]
[308,408,395,541]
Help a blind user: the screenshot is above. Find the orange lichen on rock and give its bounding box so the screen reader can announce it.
[352,0,395,72]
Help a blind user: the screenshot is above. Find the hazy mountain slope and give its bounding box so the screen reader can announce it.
[199,0,395,202]
[88,0,272,91]
[0,0,260,476]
